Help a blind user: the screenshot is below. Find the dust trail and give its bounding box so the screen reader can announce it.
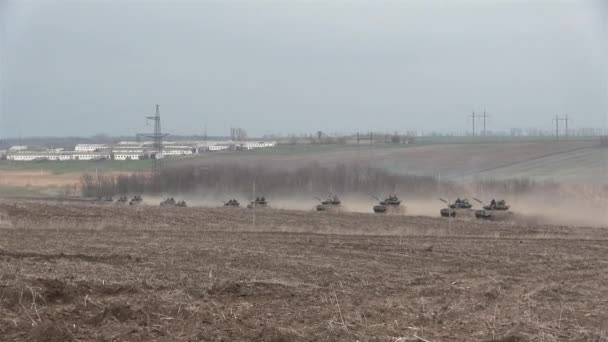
[130,185,608,228]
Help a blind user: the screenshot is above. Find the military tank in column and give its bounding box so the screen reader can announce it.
[129,195,143,206]
[247,196,270,209]
[223,198,240,208]
[474,198,513,221]
[439,198,475,218]
[160,197,177,207]
[315,195,343,212]
[116,196,129,205]
[373,194,405,214]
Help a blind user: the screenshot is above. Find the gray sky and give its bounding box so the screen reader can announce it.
[1,0,606,137]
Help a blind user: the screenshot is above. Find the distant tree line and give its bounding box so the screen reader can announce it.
[79,161,587,199]
[81,162,443,197]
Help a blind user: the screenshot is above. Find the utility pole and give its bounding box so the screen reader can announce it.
[356,132,373,145]
[480,109,490,136]
[553,115,571,141]
[469,111,478,136]
[138,104,169,181]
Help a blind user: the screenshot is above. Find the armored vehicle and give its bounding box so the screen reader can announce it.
[474,198,513,220]
[373,195,405,214]
[95,196,113,203]
[129,195,143,206]
[439,198,474,218]
[315,195,342,212]
[247,196,270,209]
[224,199,240,208]
[160,197,176,207]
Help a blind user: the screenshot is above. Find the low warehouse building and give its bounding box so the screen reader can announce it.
[113,153,142,161]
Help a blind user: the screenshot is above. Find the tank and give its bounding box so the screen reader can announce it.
[474,198,513,220]
[373,195,405,214]
[160,197,176,207]
[176,200,187,207]
[439,198,474,218]
[223,199,240,208]
[247,196,270,209]
[95,196,113,203]
[315,195,342,212]
[129,195,143,206]
[116,196,128,204]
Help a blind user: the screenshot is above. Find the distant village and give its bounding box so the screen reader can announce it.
[2,140,277,162]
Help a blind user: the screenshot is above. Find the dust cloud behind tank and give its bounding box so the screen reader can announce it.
[373,195,405,214]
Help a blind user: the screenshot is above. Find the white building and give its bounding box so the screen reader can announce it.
[117,141,145,147]
[73,153,106,161]
[75,144,109,152]
[112,148,145,154]
[238,141,277,150]
[207,145,231,152]
[162,149,194,156]
[113,153,142,161]
[5,139,276,161]
[7,153,41,161]
[6,151,109,161]
[161,144,194,156]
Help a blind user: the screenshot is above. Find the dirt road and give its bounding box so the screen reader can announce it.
[0,203,606,341]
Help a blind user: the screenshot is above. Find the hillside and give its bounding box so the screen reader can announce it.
[173,140,606,184]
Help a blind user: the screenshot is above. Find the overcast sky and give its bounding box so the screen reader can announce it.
[1,0,606,137]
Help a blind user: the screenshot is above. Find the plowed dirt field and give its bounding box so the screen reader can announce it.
[0,202,607,341]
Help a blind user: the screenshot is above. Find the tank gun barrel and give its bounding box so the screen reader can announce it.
[438,198,448,204]
[473,198,484,204]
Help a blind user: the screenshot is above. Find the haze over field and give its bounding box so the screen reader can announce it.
[1,0,607,137]
[165,141,607,183]
[2,2,608,340]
